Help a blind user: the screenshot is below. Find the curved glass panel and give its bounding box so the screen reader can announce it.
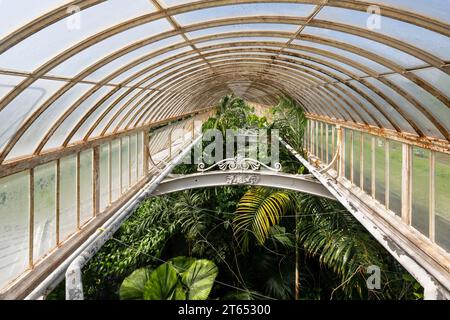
[59,155,77,242]
[0,0,156,72]
[315,7,450,60]
[48,19,173,78]
[0,79,65,154]
[7,83,94,161]
[43,86,113,151]
[302,27,426,68]
[412,68,450,100]
[0,171,29,289]
[187,23,298,39]
[174,3,316,25]
[356,0,450,24]
[365,77,446,139]
[0,75,26,102]
[290,40,392,74]
[0,0,70,39]
[385,74,450,135]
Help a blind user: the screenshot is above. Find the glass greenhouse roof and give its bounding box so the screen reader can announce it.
[0,0,449,164]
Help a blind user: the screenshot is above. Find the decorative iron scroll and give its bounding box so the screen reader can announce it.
[197,157,282,172]
[225,174,260,185]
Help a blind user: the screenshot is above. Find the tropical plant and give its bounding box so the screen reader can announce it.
[120,257,218,300]
[271,95,307,153]
[233,187,294,252]
[295,193,422,299]
[202,94,254,134]
[58,94,422,302]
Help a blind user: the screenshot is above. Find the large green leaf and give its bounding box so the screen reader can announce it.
[169,256,195,274]
[143,263,183,300]
[181,259,218,300]
[119,268,153,300]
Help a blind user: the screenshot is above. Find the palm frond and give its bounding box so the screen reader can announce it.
[272,95,307,153]
[233,188,293,252]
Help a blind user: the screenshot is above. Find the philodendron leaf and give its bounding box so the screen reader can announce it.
[174,286,187,300]
[143,263,181,300]
[119,268,153,300]
[181,259,218,300]
[169,256,195,274]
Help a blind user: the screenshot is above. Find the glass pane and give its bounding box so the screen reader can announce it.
[348,80,400,131]
[291,40,391,74]
[111,140,121,201]
[187,23,298,39]
[353,131,361,187]
[317,123,323,161]
[355,0,450,24]
[286,45,367,77]
[7,83,94,161]
[99,144,110,212]
[0,74,26,102]
[413,68,450,100]
[333,83,384,126]
[386,74,450,135]
[375,138,386,205]
[174,3,315,26]
[108,36,187,84]
[196,36,287,48]
[363,134,373,195]
[389,140,402,216]
[130,134,138,185]
[137,131,144,178]
[435,152,450,252]
[0,79,64,154]
[327,124,334,163]
[0,0,70,38]
[411,147,430,236]
[34,162,56,262]
[43,86,112,151]
[111,43,191,85]
[104,89,153,135]
[302,27,426,68]
[74,87,132,142]
[315,122,319,157]
[344,129,352,181]
[59,155,77,242]
[315,7,450,60]
[79,150,93,226]
[121,137,129,193]
[0,0,156,72]
[162,0,205,7]
[126,46,193,86]
[365,77,441,138]
[0,171,29,290]
[49,19,173,78]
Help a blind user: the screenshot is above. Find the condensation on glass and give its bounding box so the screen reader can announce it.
[411,147,430,237]
[33,162,56,262]
[0,171,29,290]
[59,155,77,242]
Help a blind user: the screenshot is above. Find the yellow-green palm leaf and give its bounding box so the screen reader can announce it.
[233,188,293,252]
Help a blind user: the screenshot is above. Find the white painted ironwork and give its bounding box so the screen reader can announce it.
[197,156,282,172]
